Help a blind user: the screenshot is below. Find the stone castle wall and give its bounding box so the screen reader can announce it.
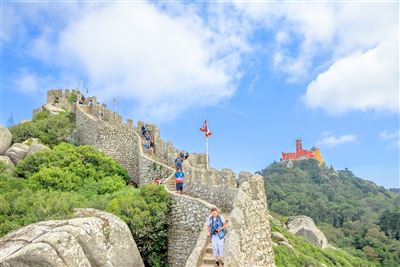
[43,89,275,267]
[137,121,179,167]
[75,103,171,185]
[167,193,214,267]
[182,161,239,212]
[47,88,76,111]
[75,105,141,184]
[225,172,275,267]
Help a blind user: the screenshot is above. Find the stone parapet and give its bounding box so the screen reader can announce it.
[224,172,275,267]
[168,194,214,267]
[44,89,275,267]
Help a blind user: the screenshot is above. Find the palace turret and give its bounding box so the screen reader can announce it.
[281,139,324,165]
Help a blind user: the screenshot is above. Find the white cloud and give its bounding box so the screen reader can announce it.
[317,134,358,147]
[303,36,399,114]
[15,73,40,94]
[379,130,400,148]
[6,2,399,119]
[235,2,399,114]
[24,2,249,122]
[11,69,79,96]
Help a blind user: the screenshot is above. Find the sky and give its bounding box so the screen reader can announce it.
[1,1,399,188]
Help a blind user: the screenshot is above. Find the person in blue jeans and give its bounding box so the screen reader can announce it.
[175,170,184,194]
[175,156,183,171]
[207,207,227,266]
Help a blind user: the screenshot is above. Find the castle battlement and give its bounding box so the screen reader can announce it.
[46,89,275,267]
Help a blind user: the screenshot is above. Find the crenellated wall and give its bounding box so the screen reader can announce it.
[75,103,172,185]
[42,89,275,267]
[75,105,141,184]
[182,161,239,212]
[225,172,275,267]
[47,88,75,111]
[167,193,214,267]
[137,121,180,167]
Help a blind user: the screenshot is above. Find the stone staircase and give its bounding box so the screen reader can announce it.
[135,128,235,267]
[199,213,230,267]
[52,90,275,267]
[77,105,274,267]
[135,130,224,267]
[199,239,215,267]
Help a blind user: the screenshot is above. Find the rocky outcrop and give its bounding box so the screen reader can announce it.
[5,143,29,164]
[271,232,289,243]
[43,103,66,115]
[0,208,144,267]
[27,144,50,156]
[286,216,329,248]
[278,241,294,250]
[0,126,12,155]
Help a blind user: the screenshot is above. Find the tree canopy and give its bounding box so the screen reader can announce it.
[259,159,400,266]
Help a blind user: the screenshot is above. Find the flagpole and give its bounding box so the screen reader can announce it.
[206,135,209,170]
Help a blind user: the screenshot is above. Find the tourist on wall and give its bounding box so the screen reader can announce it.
[144,132,151,150]
[207,207,227,266]
[175,156,183,171]
[141,124,147,137]
[174,169,184,194]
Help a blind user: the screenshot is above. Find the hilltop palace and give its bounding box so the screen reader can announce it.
[281,139,324,165]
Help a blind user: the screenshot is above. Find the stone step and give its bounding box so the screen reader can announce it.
[203,254,216,265]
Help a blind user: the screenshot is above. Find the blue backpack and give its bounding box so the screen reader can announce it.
[209,216,226,239]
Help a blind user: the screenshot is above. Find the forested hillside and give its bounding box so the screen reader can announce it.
[259,159,400,266]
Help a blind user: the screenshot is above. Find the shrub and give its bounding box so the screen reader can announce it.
[270,214,374,267]
[0,174,89,236]
[106,185,170,267]
[0,162,7,179]
[16,143,130,194]
[1,144,170,266]
[68,92,77,104]
[9,110,75,147]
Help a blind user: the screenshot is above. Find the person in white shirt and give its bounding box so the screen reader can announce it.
[207,207,227,266]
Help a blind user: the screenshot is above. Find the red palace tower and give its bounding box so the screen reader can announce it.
[281,139,324,164]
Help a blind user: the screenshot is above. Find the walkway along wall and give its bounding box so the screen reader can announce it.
[137,143,217,267]
[74,100,216,266]
[50,89,275,267]
[75,104,172,185]
[182,162,276,267]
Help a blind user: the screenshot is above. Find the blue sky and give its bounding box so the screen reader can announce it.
[1,1,399,188]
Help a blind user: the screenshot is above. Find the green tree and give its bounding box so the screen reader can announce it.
[106,185,169,267]
[379,208,400,240]
[9,110,75,147]
[260,159,400,265]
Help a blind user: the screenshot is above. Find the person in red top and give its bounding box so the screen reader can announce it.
[175,169,184,194]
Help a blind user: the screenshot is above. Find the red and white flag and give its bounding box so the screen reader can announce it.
[199,120,212,138]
